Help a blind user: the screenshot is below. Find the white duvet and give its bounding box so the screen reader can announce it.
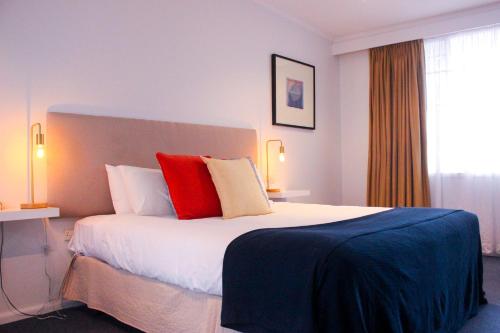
[69,202,388,296]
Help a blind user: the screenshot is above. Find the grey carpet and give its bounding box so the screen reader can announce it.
[458,256,500,333]
[0,306,142,333]
[481,256,500,305]
[1,256,500,332]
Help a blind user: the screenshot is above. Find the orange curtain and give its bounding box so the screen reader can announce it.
[367,39,431,207]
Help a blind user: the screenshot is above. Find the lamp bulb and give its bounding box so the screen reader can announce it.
[279,153,285,162]
[36,145,45,159]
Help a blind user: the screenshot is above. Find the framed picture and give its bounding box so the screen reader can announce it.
[272,54,315,130]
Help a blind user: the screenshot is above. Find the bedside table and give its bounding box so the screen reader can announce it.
[267,190,311,202]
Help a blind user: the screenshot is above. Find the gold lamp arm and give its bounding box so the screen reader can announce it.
[30,123,41,204]
[21,123,47,209]
[266,139,284,192]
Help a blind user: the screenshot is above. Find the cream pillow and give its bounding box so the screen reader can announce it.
[202,157,272,219]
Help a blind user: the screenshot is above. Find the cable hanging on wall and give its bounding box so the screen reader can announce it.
[0,223,66,320]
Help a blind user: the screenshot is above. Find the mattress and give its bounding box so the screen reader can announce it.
[69,202,388,296]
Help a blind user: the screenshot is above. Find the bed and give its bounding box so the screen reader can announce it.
[49,112,485,333]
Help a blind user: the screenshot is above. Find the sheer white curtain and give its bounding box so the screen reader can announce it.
[425,25,500,255]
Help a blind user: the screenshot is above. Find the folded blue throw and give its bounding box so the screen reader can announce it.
[221,208,486,333]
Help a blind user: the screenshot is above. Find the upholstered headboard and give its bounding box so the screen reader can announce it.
[47,112,258,217]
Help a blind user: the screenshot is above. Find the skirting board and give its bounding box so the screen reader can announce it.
[0,299,81,325]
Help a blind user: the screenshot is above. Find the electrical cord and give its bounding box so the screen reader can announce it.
[40,218,67,320]
[0,222,66,320]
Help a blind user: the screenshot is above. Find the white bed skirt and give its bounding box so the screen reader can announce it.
[62,255,236,333]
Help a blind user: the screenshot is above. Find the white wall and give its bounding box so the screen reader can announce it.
[339,50,369,206]
[0,0,340,323]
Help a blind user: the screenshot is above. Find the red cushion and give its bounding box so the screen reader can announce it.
[156,153,222,219]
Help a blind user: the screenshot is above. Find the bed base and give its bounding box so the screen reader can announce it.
[62,255,234,333]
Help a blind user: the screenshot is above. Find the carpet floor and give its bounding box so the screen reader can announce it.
[1,256,500,333]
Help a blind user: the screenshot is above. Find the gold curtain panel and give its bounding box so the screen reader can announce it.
[367,39,431,207]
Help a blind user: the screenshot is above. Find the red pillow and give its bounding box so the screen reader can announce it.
[156,153,222,219]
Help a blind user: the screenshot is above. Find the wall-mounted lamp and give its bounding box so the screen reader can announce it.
[266,139,285,193]
[21,123,48,209]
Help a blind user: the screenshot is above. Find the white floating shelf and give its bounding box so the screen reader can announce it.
[0,207,60,222]
[267,190,311,199]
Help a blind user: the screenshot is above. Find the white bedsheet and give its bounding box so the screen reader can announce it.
[69,202,389,296]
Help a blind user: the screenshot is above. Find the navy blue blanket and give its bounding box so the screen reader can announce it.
[221,208,485,333]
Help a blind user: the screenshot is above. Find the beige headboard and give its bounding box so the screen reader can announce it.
[47,112,257,217]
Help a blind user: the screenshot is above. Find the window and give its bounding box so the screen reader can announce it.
[425,25,500,174]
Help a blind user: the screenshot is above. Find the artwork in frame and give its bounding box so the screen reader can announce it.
[272,54,315,130]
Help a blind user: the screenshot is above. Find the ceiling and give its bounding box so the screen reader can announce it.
[255,0,499,39]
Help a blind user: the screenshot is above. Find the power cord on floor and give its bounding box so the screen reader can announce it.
[0,222,66,320]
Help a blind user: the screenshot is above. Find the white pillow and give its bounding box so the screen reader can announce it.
[118,165,174,216]
[105,164,133,214]
[249,159,269,200]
